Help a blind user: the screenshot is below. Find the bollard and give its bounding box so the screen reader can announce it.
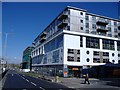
[55,76,59,82]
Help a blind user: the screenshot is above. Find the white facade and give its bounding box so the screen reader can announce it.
[31,6,120,77]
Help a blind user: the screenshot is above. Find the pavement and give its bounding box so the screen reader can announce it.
[37,75,120,90]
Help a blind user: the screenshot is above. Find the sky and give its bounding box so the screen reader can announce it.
[2,2,119,64]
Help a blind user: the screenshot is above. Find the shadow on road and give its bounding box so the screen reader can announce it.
[99,78,120,87]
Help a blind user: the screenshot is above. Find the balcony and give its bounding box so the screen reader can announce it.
[118,32,120,36]
[58,19,68,28]
[40,37,46,43]
[118,23,120,30]
[96,18,108,26]
[40,32,47,38]
[96,26,108,32]
[58,12,68,21]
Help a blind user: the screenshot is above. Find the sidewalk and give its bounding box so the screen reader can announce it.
[38,75,120,89]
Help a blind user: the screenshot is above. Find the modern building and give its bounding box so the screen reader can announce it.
[31,6,120,77]
[22,46,34,72]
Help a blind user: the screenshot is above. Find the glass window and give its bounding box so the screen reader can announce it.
[77,50,80,54]
[81,20,83,23]
[93,58,100,63]
[102,39,115,50]
[114,21,117,26]
[112,53,114,57]
[81,27,83,30]
[94,51,99,56]
[80,12,83,15]
[92,16,96,23]
[92,24,96,29]
[53,50,59,63]
[103,52,109,56]
[68,49,74,54]
[86,23,89,28]
[108,27,111,32]
[77,57,80,62]
[67,56,74,61]
[86,51,89,54]
[85,16,89,20]
[114,28,117,33]
[86,58,90,62]
[117,41,120,51]
[86,37,100,49]
[118,54,120,57]
[44,35,63,53]
[80,36,83,47]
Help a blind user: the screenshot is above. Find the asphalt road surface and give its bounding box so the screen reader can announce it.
[2,70,72,90]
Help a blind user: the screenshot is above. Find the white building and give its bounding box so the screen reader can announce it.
[31,6,120,77]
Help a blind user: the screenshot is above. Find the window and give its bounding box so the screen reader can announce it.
[114,28,117,33]
[86,30,89,33]
[112,53,114,57]
[103,52,109,56]
[85,16,89,20]
[93,58,100,63]
[103,59,109,63]
[77,50,80,54]
[53,50,59,63]
[117,41,120,51]
[108,27,111,32]
[80,12,83,15]
[86,23,89,28]
[44,35,63,53]
[118,54,120,57]
[68,49,74,54]
[67,56,74,61]
[112,60,115,63]
[81,27,83,30]
[118,60,120,64]
[80,36,83,47]
[81,20,83,23]
[86,51,89,54]
[92,16,96,22]
[77,57,80,62]
[86,58,90,62]
[92,24,96,29]
[108,34,112,37]
[102,39,115,50]
[94,51,99,56]
[86,37,100,49]
[114,22,117,26]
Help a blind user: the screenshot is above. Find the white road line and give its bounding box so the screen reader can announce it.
[12,74,14,76]
[23,75,25,76]
[25,79,29,82]
[39,87,46,90]
[31,82,37,86]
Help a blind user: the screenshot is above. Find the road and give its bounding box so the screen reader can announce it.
[2,70,71,90]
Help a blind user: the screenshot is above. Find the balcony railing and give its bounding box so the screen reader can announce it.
[58,11,68,21]
[40,32,47,38]
[96,26,108,32]
[57,19,68,28]
[96,18,108,25]
[118,23,120,30]
[40,36,46,43]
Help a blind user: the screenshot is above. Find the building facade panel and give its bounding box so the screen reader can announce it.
[31,6,120,77]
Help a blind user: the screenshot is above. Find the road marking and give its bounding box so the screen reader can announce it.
[39,87,45,90]
[22,89,27,90]
[25,79,29,82]
[23,75,25,76]
[59,89,63,90]
[31,82,37,86]
[12,74,14,76]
